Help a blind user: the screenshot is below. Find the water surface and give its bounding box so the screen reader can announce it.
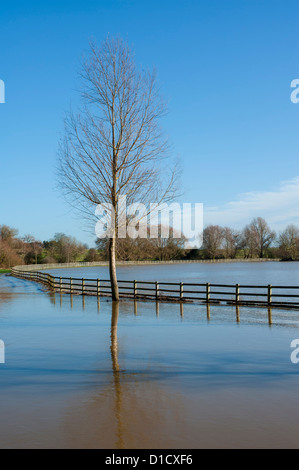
[46,261,299,286]
[1,268,299,448]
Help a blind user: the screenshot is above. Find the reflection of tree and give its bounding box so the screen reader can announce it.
[0,293,15,312]
[110,301,125,448]
[57,300,195,448]
[48,292,56,305]
[110,302,119,372]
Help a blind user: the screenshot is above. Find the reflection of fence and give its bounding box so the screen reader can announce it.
[11,267,299,309]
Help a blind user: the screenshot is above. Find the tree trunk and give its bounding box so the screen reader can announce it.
[109,235,119,301]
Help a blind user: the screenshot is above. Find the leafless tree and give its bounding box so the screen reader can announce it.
[96,224,186,261]
[22,235,43,264]
[85,247,102,262]
[0,241,22,268]
[222,227,241,259]
[202,225,224,259]
[149,225,186,261]
[242,217,276,258]
[53,233,87,263]
[240,226,257,258]
[0,225,18,242]
[278,224,299,260]
[58,37,179,300]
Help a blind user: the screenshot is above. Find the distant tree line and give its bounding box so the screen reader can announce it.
[0,217,299,268]
[96,218,299,262]
[96,225,186,262]
[199,218,298,261]
[0,227,88,268]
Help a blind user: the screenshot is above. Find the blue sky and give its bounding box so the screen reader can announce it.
[0,0,298,246]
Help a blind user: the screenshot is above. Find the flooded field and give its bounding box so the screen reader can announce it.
[46,260,299,286]
[1,263,299,448]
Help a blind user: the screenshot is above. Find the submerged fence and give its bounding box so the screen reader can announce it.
[11,266,299,309]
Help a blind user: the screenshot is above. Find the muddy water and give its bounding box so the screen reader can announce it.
[1,271,299,448]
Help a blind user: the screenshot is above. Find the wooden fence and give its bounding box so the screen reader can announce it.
[11,267,299,309]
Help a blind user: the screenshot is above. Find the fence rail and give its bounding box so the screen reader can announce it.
[10,267,299,310]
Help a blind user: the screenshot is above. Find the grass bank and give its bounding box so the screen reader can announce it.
[0,269,11,273]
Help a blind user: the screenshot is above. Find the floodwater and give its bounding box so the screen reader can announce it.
[0,263,299,449]
[46,260,299,286]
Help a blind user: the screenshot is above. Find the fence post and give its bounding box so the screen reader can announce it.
[180,282,184,301]
[97,279,100,297]
[82,278,85,295]
[206,283,210,303]
[70,277,72,294]
[268,284,272,305]
[60,277,62,292]
[134,280,137,299]
[156,281,159,300]
[236,284,240,304]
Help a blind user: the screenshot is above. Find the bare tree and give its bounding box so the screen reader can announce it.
[22,235,43,264]
[278,224,299,260]
[0,225,18,242]
[58,37,178,300]
[150,225,186,261]
[96,224,186,261]
[53,233,86,263]
[0,241,22,268]
[243,217,276,258]
[202,225,224,259]
[85,247,102,262]
[222,227,241,259]
[240,226,257,258]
